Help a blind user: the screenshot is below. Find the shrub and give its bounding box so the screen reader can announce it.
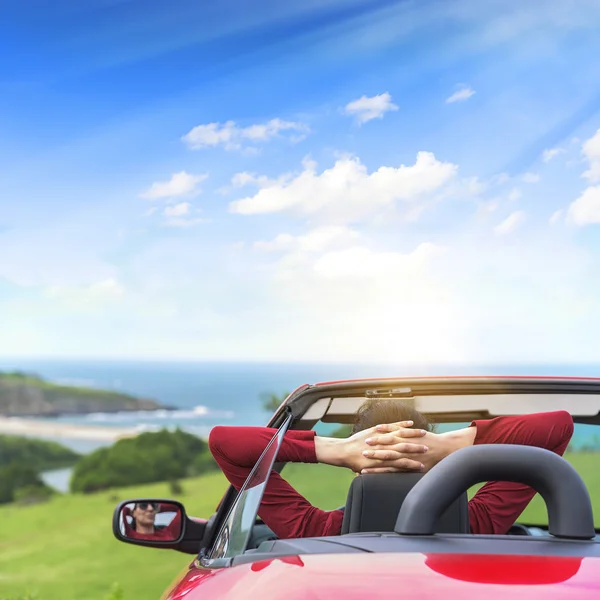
[0,435,80,471]
[13,484,54,506]
[169,479,184,495]
[0,462,49,504]
[71,428,218,493]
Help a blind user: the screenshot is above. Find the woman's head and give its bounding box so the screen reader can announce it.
[132,501,158,531]
[352,398,433,434]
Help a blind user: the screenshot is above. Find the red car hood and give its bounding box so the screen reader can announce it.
[165,553,600,599]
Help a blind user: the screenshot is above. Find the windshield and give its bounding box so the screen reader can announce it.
[208,412,293,560]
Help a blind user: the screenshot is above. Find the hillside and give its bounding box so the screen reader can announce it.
[0,434,80,470]
[0,464,355,600]
[1,454,599,600]
[0,435,81,505]
[0,371,165,416]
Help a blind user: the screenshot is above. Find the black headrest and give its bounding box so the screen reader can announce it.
[341,473,470,535]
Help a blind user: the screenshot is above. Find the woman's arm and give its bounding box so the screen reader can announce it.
[208,424,426,540]
[468,410,574,534]
[208,426,343,539]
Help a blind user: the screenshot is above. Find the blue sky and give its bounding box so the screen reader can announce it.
[2,0,600,364]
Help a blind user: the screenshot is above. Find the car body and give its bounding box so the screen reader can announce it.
[112,376,600,599]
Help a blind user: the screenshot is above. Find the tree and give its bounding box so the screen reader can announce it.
[0,435,80,471]
[260,391,290,412]
[70,428,219,493]
[0,462,53,505]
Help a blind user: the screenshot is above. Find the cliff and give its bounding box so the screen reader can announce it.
[0,371,165,417]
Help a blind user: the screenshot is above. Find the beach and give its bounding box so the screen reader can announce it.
[0,416,139,441]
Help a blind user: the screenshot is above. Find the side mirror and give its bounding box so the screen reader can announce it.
[113,499,185,546]
[113,498,209,553]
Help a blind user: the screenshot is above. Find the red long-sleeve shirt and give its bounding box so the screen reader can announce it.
[208,410,574,539]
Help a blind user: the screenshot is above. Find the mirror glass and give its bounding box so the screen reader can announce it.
[118,501,182,542]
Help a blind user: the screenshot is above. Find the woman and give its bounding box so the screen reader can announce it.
[124,501,182,541]
[208,400,574,539]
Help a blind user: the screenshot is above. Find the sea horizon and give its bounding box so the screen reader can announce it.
[3,358,597,494]
[3,358,600,445]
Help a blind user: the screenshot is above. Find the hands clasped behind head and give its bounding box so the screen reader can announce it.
[360,421,431,474]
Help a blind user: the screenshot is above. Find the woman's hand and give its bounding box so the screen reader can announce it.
[316,420,429,473]
[359,422,440,473]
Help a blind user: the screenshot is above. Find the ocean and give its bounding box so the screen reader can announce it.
[2,359,599,492]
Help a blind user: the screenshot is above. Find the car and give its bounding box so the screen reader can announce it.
[112,376,600,599]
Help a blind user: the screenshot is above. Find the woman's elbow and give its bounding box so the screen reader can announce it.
[550,410,574,452]
[208,425,229,458]
[556,410,575,438]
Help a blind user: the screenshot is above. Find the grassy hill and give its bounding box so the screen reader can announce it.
[1,454,599,600]
[0,435,81,505]
[0,435,80,471]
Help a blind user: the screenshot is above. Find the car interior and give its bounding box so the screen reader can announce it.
[231,441,600,567]
[202,382,600,568]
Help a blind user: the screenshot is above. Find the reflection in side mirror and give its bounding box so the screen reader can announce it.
[118,500,183,543]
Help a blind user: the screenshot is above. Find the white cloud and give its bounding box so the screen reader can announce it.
[490,173,510,185]
[567,186,600,226]
[313,243,440,280]
[461,176,487,196]
[44,278,125,310]
[582,128,600,182]
[258,237,462,364]
[164,202,191,217]
[343,92,399,124]
[476,199,499,219]
[494,210,526,235]
[231,172,275,188]
[446,86,476,104]
[140,171,207,200]
[228,151,457,222]
[160,202,206,228]
[181,118,309,151]
[142,207,159,217]
[163,217,206,228]
[542,148,564,162]
[550,209,564,224]
[521,172,540,183]
[254,226,360,253]
[508,188,522,202]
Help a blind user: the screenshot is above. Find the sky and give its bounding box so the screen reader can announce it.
[2,0,600,365]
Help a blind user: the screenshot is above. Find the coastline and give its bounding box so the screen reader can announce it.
[0,416,139,441]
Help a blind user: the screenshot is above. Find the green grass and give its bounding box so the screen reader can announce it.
[0,464,353,600]
[518,452,600,524]
[0,454,598,600]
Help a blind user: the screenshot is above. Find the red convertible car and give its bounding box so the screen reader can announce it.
[112,376,600,599]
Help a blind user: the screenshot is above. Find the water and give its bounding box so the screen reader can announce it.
[4,359,600,422]
[2,359,599,492]
[40,467,73,493]
[3,359,600,437]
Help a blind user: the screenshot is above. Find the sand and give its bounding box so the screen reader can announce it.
[0,416,138,441]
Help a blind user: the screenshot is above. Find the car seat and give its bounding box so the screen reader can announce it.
[341,472,470,534]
